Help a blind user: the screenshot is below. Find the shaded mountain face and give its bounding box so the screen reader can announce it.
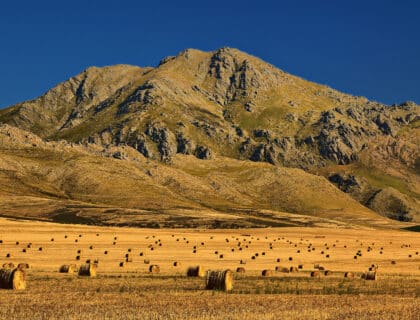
[0,47,419,222]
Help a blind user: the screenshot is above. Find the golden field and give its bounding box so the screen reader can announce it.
[0,217,419,319]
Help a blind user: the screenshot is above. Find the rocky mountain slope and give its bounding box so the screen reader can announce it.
[0,47,418,224]
[0,123,398,228]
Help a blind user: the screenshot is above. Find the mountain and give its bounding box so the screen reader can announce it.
[0,47,419,226]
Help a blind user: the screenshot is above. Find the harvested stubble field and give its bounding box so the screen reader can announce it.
[0,218,419,319]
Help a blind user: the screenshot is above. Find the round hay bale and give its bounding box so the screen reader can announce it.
[310,271,321,278]
[125,254,133,263]
[206,270,233,292]
[318,266,325,271]
[363,271,376,280]
[17,263,29,270]
[187,265,205,277]
[262,269,273,277]
[236,267,245,273]
[289,266,299,273]
[149,265,160,274]
[391,260,396,265]
[344,272,354,278]
[0,268,26,290]
[298,264,303,269]
[119,262,125,267]
[275,266,289,273]
[324,270,333,276]
[59,264,76,273]
[144,259,150,264]
[2,263,15,269]
[173,261,180,267]
[78,263,97,277]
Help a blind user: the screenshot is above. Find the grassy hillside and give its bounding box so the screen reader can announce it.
[0,124,397,228]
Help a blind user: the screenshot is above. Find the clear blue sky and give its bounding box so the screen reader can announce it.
[1,0,419,108]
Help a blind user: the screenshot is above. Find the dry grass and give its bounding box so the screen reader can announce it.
[0,218,419,319]
[0,274,418,319]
